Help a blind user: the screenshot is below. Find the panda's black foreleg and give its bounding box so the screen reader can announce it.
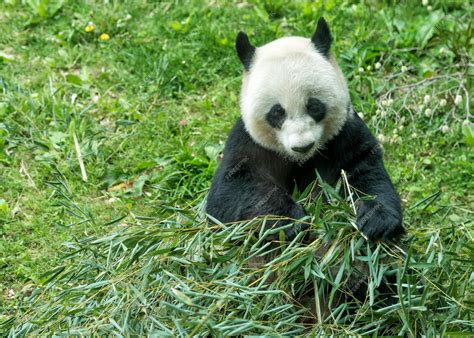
[207,177,308,241]
[238,181,309,241]
[345,151,404,241]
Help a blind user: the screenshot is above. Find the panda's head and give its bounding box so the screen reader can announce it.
[236,18,351,163]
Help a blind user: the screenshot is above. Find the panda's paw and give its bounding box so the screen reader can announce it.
[283,204,309,241]
[356,200,404,241]
[263,204,308,241]
[284,220,309,241]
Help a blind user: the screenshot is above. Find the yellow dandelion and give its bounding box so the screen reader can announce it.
[85,22,95,33]
[99,33,110,41]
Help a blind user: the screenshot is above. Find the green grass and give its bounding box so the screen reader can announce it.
[0,0,473,335]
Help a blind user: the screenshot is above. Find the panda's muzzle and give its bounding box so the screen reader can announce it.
[291,142,315,154]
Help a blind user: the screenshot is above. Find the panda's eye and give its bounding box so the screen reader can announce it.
[306,97,326,123]
[266,104,286,129]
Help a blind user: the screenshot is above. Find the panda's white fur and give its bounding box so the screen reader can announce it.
[240,37,351,162]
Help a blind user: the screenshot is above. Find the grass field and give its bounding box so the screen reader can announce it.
[0,0,473,335]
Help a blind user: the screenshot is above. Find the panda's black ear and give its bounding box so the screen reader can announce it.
[236,32,255,71]
[311,17,332,58]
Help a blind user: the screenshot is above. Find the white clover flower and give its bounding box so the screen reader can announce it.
[380,110,387,118]
[423,95,430,104]
[454,95,462,106]
[427,5,433,11]
[387,98,394,105]
[366,65,372,71]
[424,108,433,117]
[398,125,404,131]
[106,197,118,204]
[381,100,388,106]
[375,62,382,70]
[462,119,470,126]
[358,67,364,73]
[422,0,429,6]
[439,99,447,107]
[441,125,450,133]
[376,133,386,143]
[401,65,408,72]
[411,132,418,138]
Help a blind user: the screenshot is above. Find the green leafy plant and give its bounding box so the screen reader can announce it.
[0,0,472,335]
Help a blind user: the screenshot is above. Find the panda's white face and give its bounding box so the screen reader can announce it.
[240,37,351,162]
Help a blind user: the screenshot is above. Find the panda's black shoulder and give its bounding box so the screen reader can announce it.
[223,118,253,153]
[214,118,292,183]
[220,118,258,166]
[328,112,377,149]
[211,118,261,180]
[322,111,380,168]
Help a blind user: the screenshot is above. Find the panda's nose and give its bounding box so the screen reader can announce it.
[291,142,315,153]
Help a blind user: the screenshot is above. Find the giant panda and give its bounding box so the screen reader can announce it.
[206,18,404,243]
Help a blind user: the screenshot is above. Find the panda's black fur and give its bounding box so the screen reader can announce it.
[207,113,403,241]
[206,18,404,242]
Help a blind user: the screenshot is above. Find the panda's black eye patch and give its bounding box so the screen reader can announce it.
[306,97,326,122]
[266,104,286,129]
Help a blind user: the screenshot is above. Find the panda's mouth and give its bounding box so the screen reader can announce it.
[291,142,315,154]
[286,142,318,162]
